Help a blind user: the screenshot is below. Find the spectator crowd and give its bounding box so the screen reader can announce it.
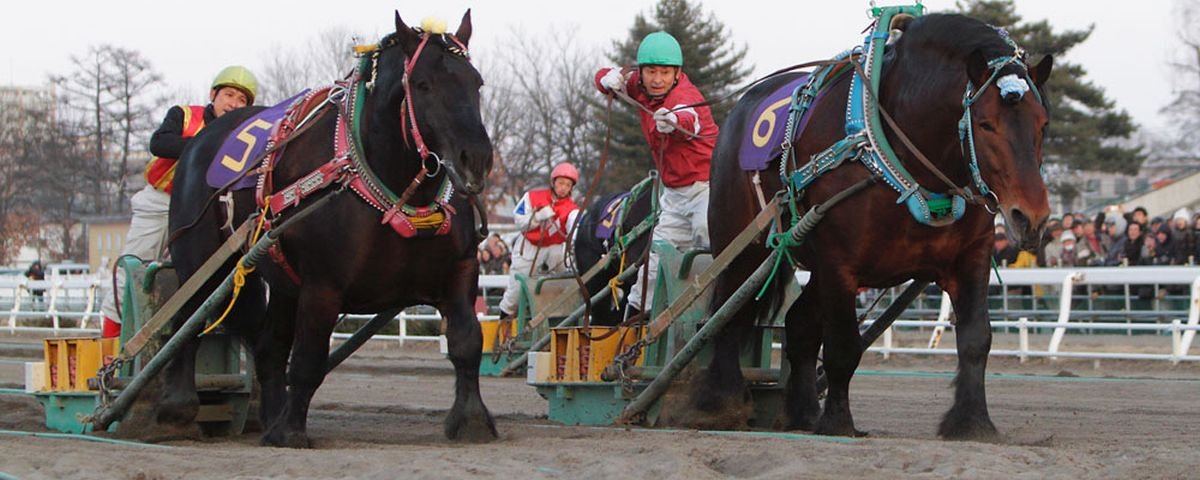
[994,205,1200,268]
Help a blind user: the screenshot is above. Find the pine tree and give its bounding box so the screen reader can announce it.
[590,0,752,192]
[955,0,1145,175]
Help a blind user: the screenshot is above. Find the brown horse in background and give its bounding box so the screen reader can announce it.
[702,13,1052,439]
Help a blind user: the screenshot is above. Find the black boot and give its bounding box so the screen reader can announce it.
[622,304,642,323]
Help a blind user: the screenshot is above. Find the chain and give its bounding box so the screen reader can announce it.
[610,338,646,396]
[96,355,126,408]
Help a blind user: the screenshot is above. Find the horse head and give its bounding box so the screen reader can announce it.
[962,40,1053,250]
[889,15,1053,249]
[371,10,493,195]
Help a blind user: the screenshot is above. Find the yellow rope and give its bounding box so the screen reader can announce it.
[202,207,268,336]
[608,250,627,307]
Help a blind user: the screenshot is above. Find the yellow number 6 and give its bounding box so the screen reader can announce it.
[751,98,791,148]
[221,119,273,171]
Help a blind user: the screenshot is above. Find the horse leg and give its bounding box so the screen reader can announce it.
[155,305,202,428]
[783,274,823,430]
[442,260,498,442]
[221,277,268,433]
[938,271,999,440]
[813,269,866,437]
[260,285,339,448]
[686,258,759,428]
[251,289,297,438]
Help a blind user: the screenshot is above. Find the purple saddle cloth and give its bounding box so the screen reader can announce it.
[736,74,812,172]
[594,192,631,240]
[206,91,307,190]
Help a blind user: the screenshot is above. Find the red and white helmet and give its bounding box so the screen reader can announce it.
[551,162,579,184]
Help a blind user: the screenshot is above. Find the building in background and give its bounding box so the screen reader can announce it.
[82,215,132,277]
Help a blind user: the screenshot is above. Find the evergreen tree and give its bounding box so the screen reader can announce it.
[954,0,1145,176]
[590,0,752,192]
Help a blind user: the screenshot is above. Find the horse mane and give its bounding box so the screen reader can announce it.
[897,13,1017,66]
[883,13,1029,113]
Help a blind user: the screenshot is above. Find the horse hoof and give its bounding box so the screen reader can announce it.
[124,421,203,443]
[444,410,498,443]
[784,414,820,432]
[813,416,862,438]
[155,403,199,427]
[938,417,998,441]
[260,429,313,448]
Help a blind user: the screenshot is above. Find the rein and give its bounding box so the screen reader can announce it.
[339,27,487,241]
[164,99,335,252]
[609,56,862,140]
[848,60,980,205]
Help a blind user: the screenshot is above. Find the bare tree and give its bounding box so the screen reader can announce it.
[480,28,603,206]
[51,45,116,214]
[258,26,363,104]
[1164,0,1200,156]
[104,46,166,209]
[0,97,42,264]
[1,101,90,261]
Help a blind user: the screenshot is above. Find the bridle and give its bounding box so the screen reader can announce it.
[352,27,489,241]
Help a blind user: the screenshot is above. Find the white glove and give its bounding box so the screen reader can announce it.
[600,68,626,93]
[653,107,678,134]
[533,206,556,223]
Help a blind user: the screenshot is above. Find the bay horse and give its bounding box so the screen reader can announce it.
[572,186,654,326]
[702,13,1052,439]
[164,11,495,447]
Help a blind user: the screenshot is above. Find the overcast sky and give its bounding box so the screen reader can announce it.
[3,0,1180,132]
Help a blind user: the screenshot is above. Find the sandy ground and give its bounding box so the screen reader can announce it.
[1,334,1198,480]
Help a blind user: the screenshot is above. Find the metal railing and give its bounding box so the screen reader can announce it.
[4,268,1198,363]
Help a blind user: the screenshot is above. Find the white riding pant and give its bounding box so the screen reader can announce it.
[99,185,171,323]
[627,181,710,310]
[498,236,571,316]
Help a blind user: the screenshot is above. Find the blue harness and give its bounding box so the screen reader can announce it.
[779,7,1045,227]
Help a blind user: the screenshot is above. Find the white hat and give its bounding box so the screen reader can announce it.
[1060,231,1076,243]
[1174,208,1191,222]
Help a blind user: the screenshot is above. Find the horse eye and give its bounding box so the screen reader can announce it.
[415,79,433,91]
[978,121,997,133]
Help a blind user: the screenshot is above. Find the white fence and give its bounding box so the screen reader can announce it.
[2,268,1199,363]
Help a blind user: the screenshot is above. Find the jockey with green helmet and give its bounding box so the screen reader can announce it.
[595,31,717,318]
[100,65,258,337]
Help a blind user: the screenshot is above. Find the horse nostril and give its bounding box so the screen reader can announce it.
[1009,209,1029,232]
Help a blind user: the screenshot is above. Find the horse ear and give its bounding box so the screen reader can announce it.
[455,9,473,46]
[966,50,990,86]
[394,11,422,49]
[1030,54,1054,89]
[394,11,408,32]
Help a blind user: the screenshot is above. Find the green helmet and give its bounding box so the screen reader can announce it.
[636,31,683,67]
[211,65,258,105]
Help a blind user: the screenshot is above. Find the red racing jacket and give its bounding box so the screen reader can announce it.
[515,188,579,247]
[594,68,717,188]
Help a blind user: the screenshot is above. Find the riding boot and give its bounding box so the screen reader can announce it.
[622,304,643,324]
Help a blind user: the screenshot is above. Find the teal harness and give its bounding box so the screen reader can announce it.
[778,4,1045,227]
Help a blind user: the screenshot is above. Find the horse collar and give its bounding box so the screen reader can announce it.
[339,81,455,238]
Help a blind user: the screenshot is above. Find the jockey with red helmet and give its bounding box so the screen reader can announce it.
[595,31,716,318]
[498,162,582,319]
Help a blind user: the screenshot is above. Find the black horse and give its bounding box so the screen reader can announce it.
[572,185,654,326]
[164,11,495,447]
[702,13,1052,439]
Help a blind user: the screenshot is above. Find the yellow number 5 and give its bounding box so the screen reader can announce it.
[221,119,273,171]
